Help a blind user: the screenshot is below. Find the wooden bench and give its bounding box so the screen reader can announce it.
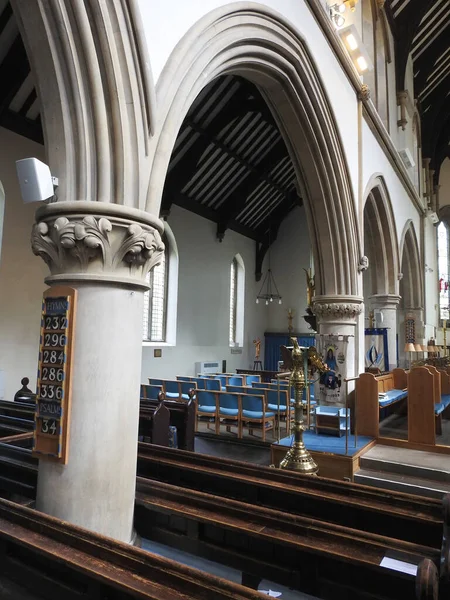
[136,442,443,550]
[134,476,440,600]
[141,398,195,451]
[408,366,450,444]
[0,496,266,600]
[356,371,408,437]
[139,402,170,446]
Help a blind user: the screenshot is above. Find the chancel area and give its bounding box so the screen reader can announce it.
[0,0,449,599]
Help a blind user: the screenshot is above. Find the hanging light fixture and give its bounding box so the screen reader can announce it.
[256,268,282,305]
[256,231,282,305]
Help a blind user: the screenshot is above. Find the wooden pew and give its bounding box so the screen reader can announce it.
[141,398,195,451]
[136,442,443,550]
[0,399,35,420]
[0,496,267,600]
[408,366,450,444]
[134,476,439,600]
[356,371,408,437]
[0,434,443,552]
[139,402,170,446]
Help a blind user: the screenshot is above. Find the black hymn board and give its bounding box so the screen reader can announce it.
[33,286,77,464]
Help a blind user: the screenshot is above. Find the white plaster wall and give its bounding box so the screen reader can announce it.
[139,0,360,209]
[141,206,268,380]
[362,120,421,255]
[265,206,312,333]
[0,127,47,400]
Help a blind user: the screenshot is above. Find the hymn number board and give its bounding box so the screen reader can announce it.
[33,286,77,464]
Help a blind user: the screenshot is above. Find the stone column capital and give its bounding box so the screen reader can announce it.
[369,294,402,308]
[313,295,364,324]
[31,201,164,290]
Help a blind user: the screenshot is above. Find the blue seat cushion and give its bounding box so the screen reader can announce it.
[435,403,445,416]
[198,405,216,413]
[219,407,239,416]
[378,389,407,407]
[242,410,275,419]
[165,392,179,398]
[441,394,450,408]
[181,393,192,400]
[268,404,287,411]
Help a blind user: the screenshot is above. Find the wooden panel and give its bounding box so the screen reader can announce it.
[392,368,408,390]
[408,367,435,445]
[355,373,380,437]
[33,287,77,464]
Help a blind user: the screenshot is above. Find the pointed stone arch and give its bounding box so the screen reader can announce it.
[400,220,423,310]
[363,174,400,297]
[147,3,361,299]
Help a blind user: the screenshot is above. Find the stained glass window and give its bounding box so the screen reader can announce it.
[438,222,449,321]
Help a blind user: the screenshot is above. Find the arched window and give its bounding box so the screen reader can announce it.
[229,254,245,347]
[143,244,168,342]
[438,222,449,322]
[142,224,179,345]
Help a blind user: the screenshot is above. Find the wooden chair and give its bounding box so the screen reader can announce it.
[240,393,275,442]
[179,380,197,400]
[196,390,218,433]
[216,392,241,437]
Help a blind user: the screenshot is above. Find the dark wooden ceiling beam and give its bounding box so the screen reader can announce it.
[161,85,258,216]
[0,2,12,36]
[215,139,290,241]
[165,189,262,242]
[413,26,450,94]
[185,118,290,197]
[0,109,43,144]
[0,36,30,116]
[420,77,450,157]
[394,0,435,90]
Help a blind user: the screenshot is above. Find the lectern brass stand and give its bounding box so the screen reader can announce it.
[279,339,327,475]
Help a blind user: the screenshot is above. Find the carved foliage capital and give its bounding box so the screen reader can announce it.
[313,298,364,322]
[31,212,164,288]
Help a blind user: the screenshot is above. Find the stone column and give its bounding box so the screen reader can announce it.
[313,296,364,406]
[31,201,164,543]
[368,294,401,371]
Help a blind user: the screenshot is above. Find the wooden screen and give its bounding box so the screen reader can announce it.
[33,286,77,464]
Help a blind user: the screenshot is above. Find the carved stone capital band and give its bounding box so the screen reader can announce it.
[313,296,364,322]
[358,84,370,101]
[31,202,164,289]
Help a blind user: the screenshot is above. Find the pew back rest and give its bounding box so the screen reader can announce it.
[226,386,247,394]
[424,365,441,403]
[355,372,380,437]
[408,366,436,445]
[439,369,450,395]
[392,368,408,390]
[376,373,396,393]
[148,378,163,386]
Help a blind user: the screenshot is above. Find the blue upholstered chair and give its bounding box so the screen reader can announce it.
[148,378,163,386]
[226,385,247,394]
[241,394,274,442]
[205,378,221,392]
[214,375,227,390]
[193,377,207,390]
[196,390,218,432]
[245,375,261,386]
[179,380,197,400]
[228,376,244,387]
[217,392,240,437]
[251,382,267,390]
[177,376,194,382]
[164,380,181,399]
[141,384,163,400]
